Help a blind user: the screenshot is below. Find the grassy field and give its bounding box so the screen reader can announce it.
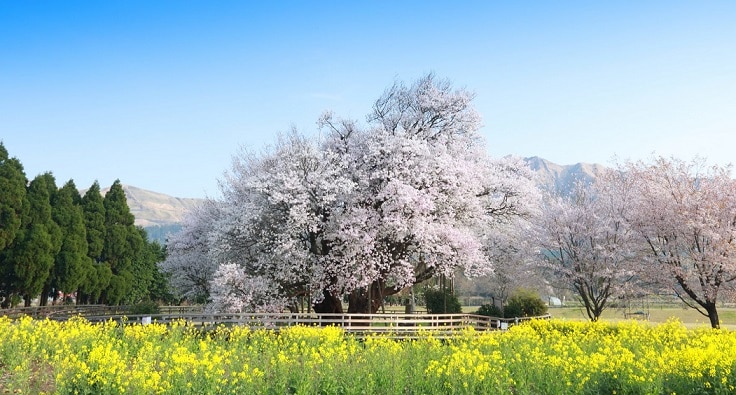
[462,304,736,329]
[393,303,736,328]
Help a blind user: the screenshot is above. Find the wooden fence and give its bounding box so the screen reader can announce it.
[79,312,550,338]
[0,304,204,320]
[2,306,550,338]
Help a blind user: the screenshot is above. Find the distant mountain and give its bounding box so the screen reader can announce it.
[84,184,205,228]
[118,185,205,227]
[524,156,607,194]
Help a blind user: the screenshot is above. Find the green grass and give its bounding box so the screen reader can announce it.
[463,304,736,328]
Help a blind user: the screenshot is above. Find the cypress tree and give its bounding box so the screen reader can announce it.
[128,227,164,303]
[38,173,63,306]
[7,173,62,306]
[101,180,143,304]
[50,180,90,301]
[0,143,27,306]
[82,181,105,262]
[0,143,27,250]
[78,181,107,304]
[148,243,175,304]
[102,180,138,272]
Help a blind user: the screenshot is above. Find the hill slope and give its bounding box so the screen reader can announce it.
[524,156,606,194]
[92,185,205,227]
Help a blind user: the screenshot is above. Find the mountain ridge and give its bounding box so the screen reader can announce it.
[83,184,205,227]
[523,156,606,194]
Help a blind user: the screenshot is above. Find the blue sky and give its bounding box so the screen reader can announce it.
[2,1,734,198]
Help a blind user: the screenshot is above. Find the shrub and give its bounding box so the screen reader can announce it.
[424,288,462,314]
[475,303,503,317]
[504,289,548,318]
[130,300,161,315]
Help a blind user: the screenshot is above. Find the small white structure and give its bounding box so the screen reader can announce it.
[548,296,562,307]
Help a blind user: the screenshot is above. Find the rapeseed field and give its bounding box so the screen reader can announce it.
[1,316,734,394]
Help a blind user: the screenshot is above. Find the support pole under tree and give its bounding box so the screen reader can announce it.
[368,283,372,315]
[442,274,447,313]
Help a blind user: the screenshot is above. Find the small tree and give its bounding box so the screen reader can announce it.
[534,179,638,322]
[424,288,462,314]
[161,199,223,303]
[504,289,548,318]
[475,303,503,317]
[622,157,736,329]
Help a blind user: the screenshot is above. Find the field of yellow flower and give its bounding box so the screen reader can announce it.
[1,316,735,394]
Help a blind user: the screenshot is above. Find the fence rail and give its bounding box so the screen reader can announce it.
[79,312,550,337]
[0,305,205,320]
[2,306,550,337]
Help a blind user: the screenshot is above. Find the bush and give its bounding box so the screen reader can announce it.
[475,303,503,317]
[424,288,462,314]
[130,300,161,315]
[504,289,548,318]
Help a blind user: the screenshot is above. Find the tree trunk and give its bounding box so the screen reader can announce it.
[348,281,386,314]
[705,302,720,329]
[76,290,87,305]
[312,290,343,314]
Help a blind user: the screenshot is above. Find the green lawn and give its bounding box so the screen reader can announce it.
[391,303,736,328]
[478,305,736,329]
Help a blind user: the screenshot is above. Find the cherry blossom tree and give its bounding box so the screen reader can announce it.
[168,74,539,314]
[481,215,544,306]
[211,131,355,312]
[316,75,538,313]
[208,263,289,313]
[622,157,736,328]
[160,199,224,303]
[534,178,639,321]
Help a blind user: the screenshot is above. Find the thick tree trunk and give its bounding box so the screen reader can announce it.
[347,282,383,314]
[312,290,343,327]
[312,290,343,314]
[347,280,405,314]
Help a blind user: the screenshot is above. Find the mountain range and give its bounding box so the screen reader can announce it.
[96,184,203,228]
[523,156,607,193]
[120,157,605,240]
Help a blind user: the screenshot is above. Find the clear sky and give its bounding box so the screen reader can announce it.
[2,1,734,198]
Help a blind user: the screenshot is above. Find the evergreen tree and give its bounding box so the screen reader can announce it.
[149,247,176,304]
[82,181,106,262]
[6,173,62,306]
[0,143,27,251]
[0,143,27,306]
[127,227,163,303]
[82,264,112,305]
[101,180,143,304]
[105,271,134,305]
[78,181,107,304]
[50,180,90,300]
[37,174,65,306]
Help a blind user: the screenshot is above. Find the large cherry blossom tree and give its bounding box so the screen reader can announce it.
[167,74,539,313]
[314,75,538,313]
[622,157,736,328]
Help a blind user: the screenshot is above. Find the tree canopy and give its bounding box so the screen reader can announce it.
[0,144,167,307]
[165,74,539,314]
